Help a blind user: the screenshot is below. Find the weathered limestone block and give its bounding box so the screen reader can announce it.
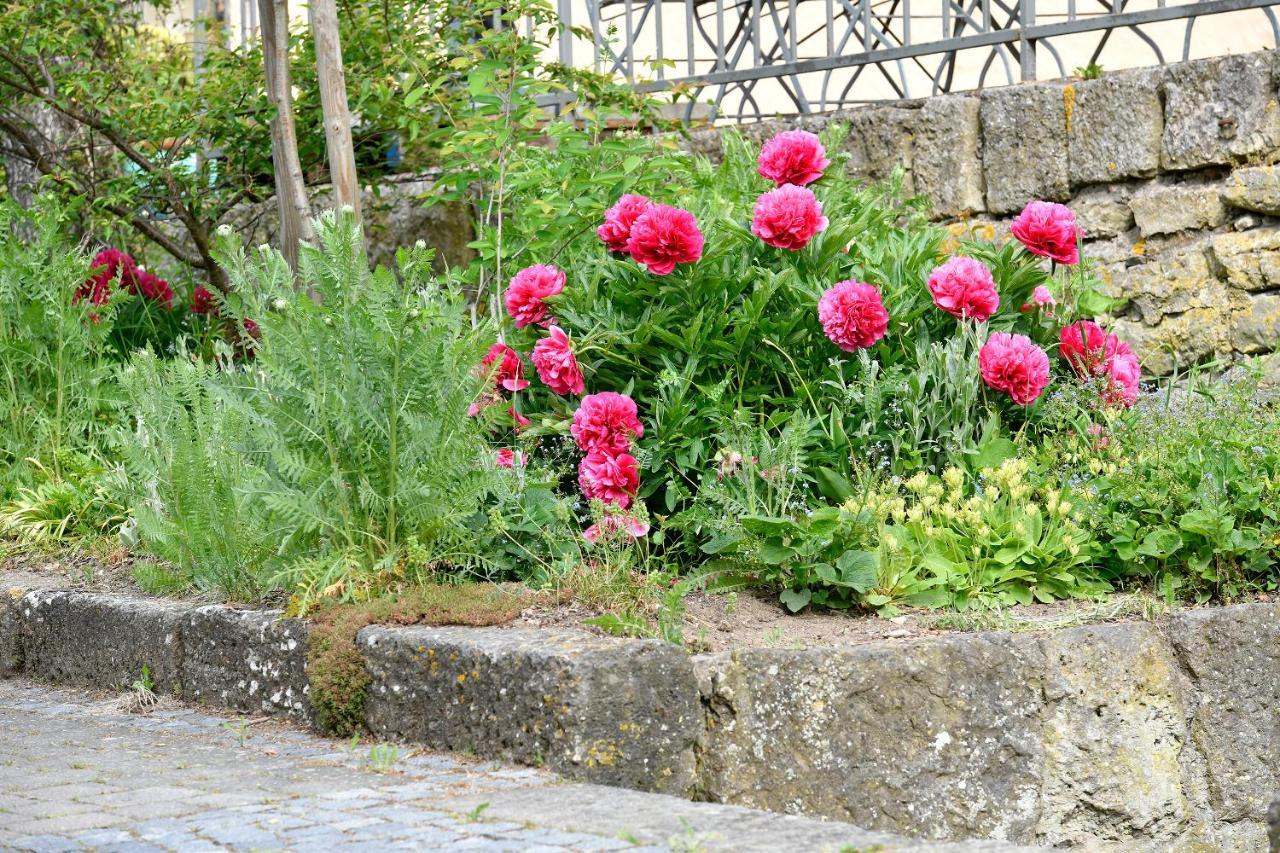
[1036,623,1207,848]
[1104,246,1222,324]
[1222,165,1280,215]
[1235,292,1280,354]
[18,591,185,693]
[181,606,310,723]
[1162,53,1280,170]
[914,95,984,217]
[1066,69,1163,186]
[1111,309,1232,376]
[1211,228,1280,292]
[360,626,701,795]
[683,126,725,162]
[1168,604,1280,850]
[0,587,24,676]
[695,634,1047,842]
[981,84,1069,214]
[1268,798,1280,852]
[1071,185,1135,239]
[840,105,917,191]
[1129,184,1226,237]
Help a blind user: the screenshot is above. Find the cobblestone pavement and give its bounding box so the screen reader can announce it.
[0,679,928,853]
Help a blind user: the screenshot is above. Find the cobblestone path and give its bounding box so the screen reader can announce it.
[0,679,920,853]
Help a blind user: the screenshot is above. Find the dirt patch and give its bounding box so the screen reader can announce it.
[1,547,161,599]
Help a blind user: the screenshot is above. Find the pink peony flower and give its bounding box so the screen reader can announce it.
[191,285,217,315]
[571,392,643,453]
[751,184,828,251]
[927,256,1000,322]
[818,280,890,351]
[597,194,654,255]
[480,342,529,392]
[531,325,585,396]
[1011,201,1081,266]
[1058,320,1133,379]
[757,130,830,187]
[1102,351,1142,408]
[979,332,1051,405]
[505,264,565,329]
[627,204,704,275]
[578,448,640,508]
[1032,285,1056,307]
[584,511,650,544]
[134,269,175,309]
[495,448,526,468]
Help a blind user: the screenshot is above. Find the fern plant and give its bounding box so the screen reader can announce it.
[212,211,502,607]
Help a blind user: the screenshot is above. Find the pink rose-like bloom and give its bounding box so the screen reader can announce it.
[818,280,890,351]
[927,256,1000,322]
[626,204,704,275]
[1102,351,1142,408]
[584,511,650,544]
[135,269,175,309]
[597,194,654,255]
[191,285,217,315]
[751,184,828,251]
[1011,201,1081,266]
[757,130,830,187]
[505,264,565,329]
[1058,320,1135,381]
[495,448,526,468]
[1022,285,1057,314]
[579,448,640,508]
[979,332,1051,405]
[480,342,529,392]
[531,325,585,396]
[571,392,643,453]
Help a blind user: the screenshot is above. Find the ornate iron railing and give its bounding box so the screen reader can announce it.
[545,0,1280,121]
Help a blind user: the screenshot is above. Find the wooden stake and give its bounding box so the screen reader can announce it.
[258,0,314,272]
[311,0,362,221]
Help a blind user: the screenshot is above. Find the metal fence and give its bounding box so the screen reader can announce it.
[545,0,1280,121]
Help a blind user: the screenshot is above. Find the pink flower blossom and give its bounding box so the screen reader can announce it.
[191,285,217,315]
[818,280,890,351]
[505,264,565,329]
[1011,201,1081,266]
[757,130,830,187]
[626,204,704,275]
[751,184,828,251]
[583,511,650,544]
[927,256,1000,322]
[1058,320,1132,379]
[1086,422,1110,450]
[480,342,529,392]
[979,332,1051,405]
[571,392,643,453]
[509,406,531,430]
[495,448,526,468]
[597,194,654,255]
[1032,285,1056,307]
[1102,352,1142,408]
[531,325,585,396]
[134,269,175,308]
[578,448,640,508]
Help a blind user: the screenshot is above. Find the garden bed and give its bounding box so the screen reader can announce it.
[3,557,1277,851]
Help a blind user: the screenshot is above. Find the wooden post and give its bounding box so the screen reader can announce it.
[310,0,361,221]
[258,0,314,272]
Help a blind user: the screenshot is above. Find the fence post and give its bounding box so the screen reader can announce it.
[1020,0,1037,81]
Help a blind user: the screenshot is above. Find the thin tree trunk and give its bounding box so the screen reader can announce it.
[310,0,361,221]
[258,0,313,273]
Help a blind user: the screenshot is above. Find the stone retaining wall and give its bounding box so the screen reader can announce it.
[686,50,1280,375]
[2,584,1276,850]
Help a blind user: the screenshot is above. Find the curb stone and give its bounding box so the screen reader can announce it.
[360,625,701,795]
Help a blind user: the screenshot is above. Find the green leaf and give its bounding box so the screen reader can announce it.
[835,549,879,592]
[814,467,854,503]
[757,541,796,565]
[701,530,747,555]
[779,588,812,612]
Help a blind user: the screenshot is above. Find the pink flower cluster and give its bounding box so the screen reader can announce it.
[573,392,643,511]
[75,248,176,309]
[505,264,565,329]
[531,325,585,396]
[928,256,1000,322]
[979,332,1052,405]
[818,280,889,351]
[469,342,529,416]
[598,195,704,276]
[757,130,829,187]
[1011,201,1081,266]
[1059,320,1142,407]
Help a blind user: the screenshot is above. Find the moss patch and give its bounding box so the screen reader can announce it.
[306,582,552,736]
